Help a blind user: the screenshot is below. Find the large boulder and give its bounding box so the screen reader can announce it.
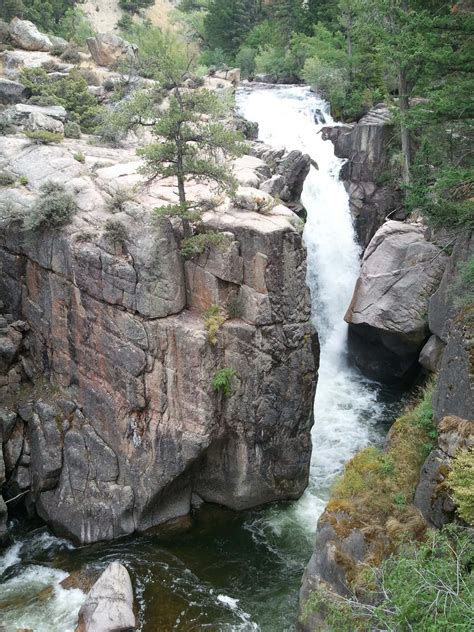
[9,17,52,52]
[0,78,29,105]
[75,562,136,632]
[345,221,448,382]
[86,33,137,67]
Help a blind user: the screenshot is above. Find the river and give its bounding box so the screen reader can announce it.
[0,85,401,632]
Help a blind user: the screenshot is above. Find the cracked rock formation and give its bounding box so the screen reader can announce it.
[345,221,448,383]
[322,104,404,248]
[0,132,318,544]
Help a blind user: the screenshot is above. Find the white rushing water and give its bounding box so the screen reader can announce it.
[237,85,386,533]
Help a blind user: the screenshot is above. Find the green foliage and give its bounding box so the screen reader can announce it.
[448,448,474,525]
[212,368,237,396]
[60,47,81,64]
[0,0,25,22]
[204,304,226,345]
[204,0,260,54]
[305,526,474,631]
[226,292,243,319]
[325,383,436,581]
[20,68,102,132]
[11,2,94,45]
[64,121,81,139]
[106,187,135,213]
[73,151,85,163]
[24,130,63,144]
[18,175,28,186]
[117,13,133,31]
[25,181,76,231]
[119,0,154,14]
[454,257,474,309]
[104,219,128,246]
[180,231,230,258]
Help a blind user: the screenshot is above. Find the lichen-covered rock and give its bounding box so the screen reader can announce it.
[345,221,448,382]
[429,230,474,421]
[0,77,29,104]
[75,562,136,632]
[9,18,52,52]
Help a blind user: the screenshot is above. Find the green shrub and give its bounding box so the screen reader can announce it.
[212,368,237,396]
[180,231,229,258]
[117,13,134,31]
[104,219,128,246]
[454,256,474,310]
[226,292,243,319]
[24,130,64,144]
[60,47,81,65]
[73,152,85,163]
[18,176,28,186]
[25,182,77,231]
[235,47,257,80]
[77,68,101,86]
[119,0,154,14]
[204,304,226,345]
[0,171,16,187]
[21,68,102,133]
[50,43,67,57]
[448,448,474,525]
[304,526,474,631]
[64,121,82,139]
[106,187,135,213]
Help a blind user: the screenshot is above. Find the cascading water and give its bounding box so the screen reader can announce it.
[237,85,386,534]
[0,86,398,632]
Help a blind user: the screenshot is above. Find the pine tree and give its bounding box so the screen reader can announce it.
[204,0,260,53]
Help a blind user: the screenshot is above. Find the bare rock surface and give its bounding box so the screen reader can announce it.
[321,104,403,247]
[75,562,136,632]
[0,129,318,543]
[345,221,448,382]
[9,18,52,52]
[0,77,29,105]
[87,33,137,68]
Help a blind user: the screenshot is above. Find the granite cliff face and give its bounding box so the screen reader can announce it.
[0,124,317,545]
[321,104,404,248]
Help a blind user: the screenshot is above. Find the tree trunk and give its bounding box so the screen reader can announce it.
[399,66,412,185]
[176,149,191,239]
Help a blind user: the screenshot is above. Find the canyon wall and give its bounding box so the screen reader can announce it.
[0,133,318,544]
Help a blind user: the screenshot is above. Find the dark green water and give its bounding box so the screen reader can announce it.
[1,501,315,632]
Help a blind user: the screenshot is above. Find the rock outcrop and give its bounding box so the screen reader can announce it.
[0,131,318,543]
[86,33,137,68]
[322,104,404,247]
[414,416,473,527]
[9,17,52,52]
[75,562,136,632]
[345,221,448,383]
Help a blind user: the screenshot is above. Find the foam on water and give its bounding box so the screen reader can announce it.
[237,85,386,538]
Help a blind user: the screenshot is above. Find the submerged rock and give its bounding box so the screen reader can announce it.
[75,562,136,632]
[345,221,448,383]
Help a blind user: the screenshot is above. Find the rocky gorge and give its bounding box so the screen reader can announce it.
[0,12,472,632]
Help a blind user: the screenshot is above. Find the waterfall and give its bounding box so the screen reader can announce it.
[237,85,385,529]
